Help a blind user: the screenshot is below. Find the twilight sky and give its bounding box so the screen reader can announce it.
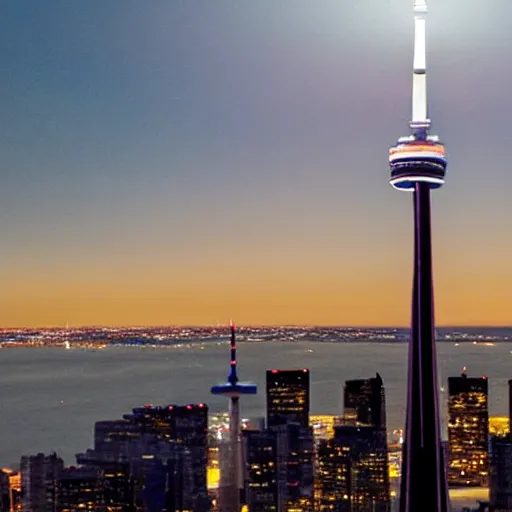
[0,0,510,327]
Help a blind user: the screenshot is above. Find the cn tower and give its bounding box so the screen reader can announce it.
[211,321,257,512]
[388,0,450,511]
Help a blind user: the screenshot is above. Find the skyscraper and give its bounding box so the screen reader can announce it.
[316,438,351,512]
[274,423,315,511]
[76,403,210,511]
[489,379,512,511]
[211,322,257,512]
[0,469,21,512]
[388,0,449,509]
[243,423,315,512]
[447,369,489,486]
[344,373,386,429]
[317,426,390,512]
[489,435,512,511]
[57,467,104,512]
[508,379,512,435]
[266,369,310,428]
[243,429,278,511]
[20,452,63,512]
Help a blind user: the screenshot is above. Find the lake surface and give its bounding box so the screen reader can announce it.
[0,340,510,467]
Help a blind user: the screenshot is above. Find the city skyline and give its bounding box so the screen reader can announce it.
[1,0,510,327]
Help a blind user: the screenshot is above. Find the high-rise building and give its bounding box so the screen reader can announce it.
[0,471,9,512]
[0,469,19,512]
[266,369,310,428]
[316,437,351,511]
[274,423,315,511]
[344,373,386,429]
[211,322,257,512]
[508,379,512,435]
[447,369,489,486]
[76,403,210,511]
[317,426,390,512]
[388,0,449,509]
[128,403,209,510]
[489,434,512,511]
[243,429,278,511]
[20,452,64,512]
[57,467,104,512]
[243,424,315,511]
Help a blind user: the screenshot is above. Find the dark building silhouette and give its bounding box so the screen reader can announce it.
[488,379,512,511]
[344,373,386,430]
[0,469,20,512]
[57,467,104,512]
[0,471,8,512]
[0,469,19,512]
[489,434,512,511]
[447,370,489,486]
[509,379,512,436]
[388,0,450,509]
[266,369,310,428]
[20,452,63,512]
[243,423,314,511]
[243,429,278,511]
[126,403,209,510]
[75,403,209,511]
[316,426,390,512]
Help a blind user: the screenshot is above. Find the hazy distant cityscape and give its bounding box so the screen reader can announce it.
[0,326,510,349]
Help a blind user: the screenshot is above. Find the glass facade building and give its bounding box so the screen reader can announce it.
[447,372,489,486]
[266,369,310,428]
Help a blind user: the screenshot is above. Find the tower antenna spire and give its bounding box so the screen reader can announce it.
[228,319,238,384]
[411,0,430,136]
[211,321,257,512]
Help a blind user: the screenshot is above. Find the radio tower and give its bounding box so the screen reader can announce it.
[388,0,450,510]
[211,321,257,512]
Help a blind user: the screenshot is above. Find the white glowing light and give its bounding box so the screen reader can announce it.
[389,175,444,191]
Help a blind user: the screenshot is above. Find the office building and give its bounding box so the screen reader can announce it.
[344,373,386,429]
[489,380,512,511]
[76,403,210,511]
[20,452,64,512]
[243,423,315,511]
[317,425,390,512]
[448,369,489,486]
[243,429,278,511]
[0,469,20,512]
[0,471,8,512]
[266,369,310,428]
[316,437,351,512]
[489,435,512,511]
[0,469,19,512]
[509,379,512,436]
[57,467,104,512]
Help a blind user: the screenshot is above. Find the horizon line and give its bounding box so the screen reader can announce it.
[1,323,511,330]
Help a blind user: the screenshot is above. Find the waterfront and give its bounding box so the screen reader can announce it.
[1,340,511,467]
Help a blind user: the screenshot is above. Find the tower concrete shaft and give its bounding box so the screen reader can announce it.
[227,395,241,512]
[399,182,449,512]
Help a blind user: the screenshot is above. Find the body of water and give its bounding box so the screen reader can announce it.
[0,340,510,467]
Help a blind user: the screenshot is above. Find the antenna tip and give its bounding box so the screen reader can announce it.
[413,0,427,13]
